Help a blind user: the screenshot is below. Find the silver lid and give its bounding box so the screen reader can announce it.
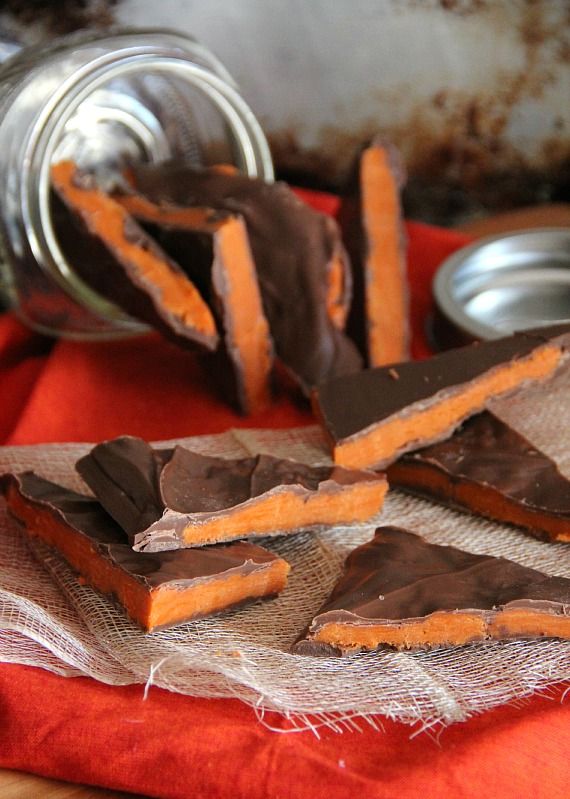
[433,228,570,347]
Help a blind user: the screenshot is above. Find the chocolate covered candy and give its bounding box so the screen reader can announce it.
[51,160,218,351]
[76,436,388,551]
[313,324,570,470]
[125,163,362,393]
[294,527,570,655]
[1,472,289,632]
[388,411,570,543]
[114,193,274,415]
[339,138,409,366]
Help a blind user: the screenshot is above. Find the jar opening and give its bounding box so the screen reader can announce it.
[21,38,273,327]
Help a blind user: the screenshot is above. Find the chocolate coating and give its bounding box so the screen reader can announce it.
[51,182,218,351]
[160,446,373,511]
[128,164,362,393]
[390,410,570,524]
[294,526,570,655]
[76,436,171,537]
[315,324,570,444]
[339,137,409,364]
[1,471,280,591]
[77,435,385,551]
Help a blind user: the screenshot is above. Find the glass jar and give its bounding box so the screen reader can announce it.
[0,29,274,338]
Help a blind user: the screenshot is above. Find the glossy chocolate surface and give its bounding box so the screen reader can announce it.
[76,435,171,536]
[294,527,570,654]
[315,324,570,444]
[391,410,570,516]
[128,164,362,392]
[77,436,385,550]
[1,472,280,590]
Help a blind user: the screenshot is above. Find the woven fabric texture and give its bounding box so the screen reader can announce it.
[1,372,570,732]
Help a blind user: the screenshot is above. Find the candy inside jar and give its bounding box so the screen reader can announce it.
[0,28,273,338]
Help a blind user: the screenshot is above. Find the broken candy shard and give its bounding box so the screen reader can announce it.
[293,526,570,655]
[387,410,570,543]
[115,193,227,235]
[50,160,218,351]
[340,138,410,366]
[313,323,570,470]
[139,167,351,329]
[0,472,289,632]
[76,436,388,551]
[126,163,362,394]
[115,195,275,415]
[208,214,274,414]
[75,435,169,538]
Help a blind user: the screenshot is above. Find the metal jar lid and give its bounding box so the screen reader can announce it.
[432,227,570,348]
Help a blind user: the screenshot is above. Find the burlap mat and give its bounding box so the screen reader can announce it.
[1,374,570,733]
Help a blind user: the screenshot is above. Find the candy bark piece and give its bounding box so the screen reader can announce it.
[387,411,570,543]
[76,435,168,538]
[207,214,274,414]
[115,193,226,235]
[126,164,362,393]
[75,436,388,551]
[50,160,218,351]
[294,526,570,655]
[114,195,274,415]
[313,324,570,470]
[1,472,289,632]
[340,139,409,366]
[121,169,352,333]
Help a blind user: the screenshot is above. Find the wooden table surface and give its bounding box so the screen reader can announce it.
[0,769,148,799]
[3,203,569,799]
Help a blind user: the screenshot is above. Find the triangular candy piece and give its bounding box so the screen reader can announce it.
[51,161,218,351]
[388,410,570,543]
[76,436,388,551]
[339,138,409,366]
[294,526,570,655]
[313,324,570,469]
[1,472,289,632]
[113,192,274,415]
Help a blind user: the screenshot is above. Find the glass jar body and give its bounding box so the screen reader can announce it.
[0,29,273,338]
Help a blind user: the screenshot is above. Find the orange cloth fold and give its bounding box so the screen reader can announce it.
[0,664,568,799]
